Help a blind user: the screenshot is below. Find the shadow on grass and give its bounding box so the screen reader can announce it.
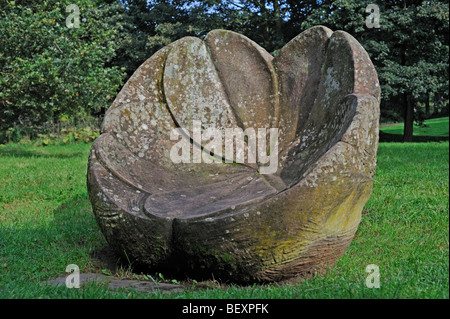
[379,131,449,143]
[50,194,125,274]
[0,194,98,281]
[50,195,192,286]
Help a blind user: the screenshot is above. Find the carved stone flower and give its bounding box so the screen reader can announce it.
[87,26,380,282]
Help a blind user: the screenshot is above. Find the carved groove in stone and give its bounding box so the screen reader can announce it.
[87,26,381,282]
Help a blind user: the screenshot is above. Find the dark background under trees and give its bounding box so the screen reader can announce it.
[1,0,449,143]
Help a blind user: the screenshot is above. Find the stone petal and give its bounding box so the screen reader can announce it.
[273,25,333,155]
[205,30,278,131]
[278,30,380,186]
[101,46,178,169]
[163,37,238,133]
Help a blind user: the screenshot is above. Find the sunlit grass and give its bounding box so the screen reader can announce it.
[380,117,449,137]
[0,138,448,298]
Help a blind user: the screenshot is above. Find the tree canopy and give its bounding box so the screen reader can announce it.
[302,0,449,141]
[0,0,124,141]
[0,0,448,143]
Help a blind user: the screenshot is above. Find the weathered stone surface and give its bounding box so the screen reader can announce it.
[44,273,184,294]
[87,26,380,282]
[204,30,277,131]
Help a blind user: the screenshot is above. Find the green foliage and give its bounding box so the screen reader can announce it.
[302,0,449,139]
[103,0,449,141]
[35,127,100,146]
[5,124,100,146]
[108,0,321,79]
[0,0,124,143]
[381,117,449,137]
[1,0,448,144]
[1,112,102,145]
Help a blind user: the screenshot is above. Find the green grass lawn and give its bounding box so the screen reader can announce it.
[380,117,449,137]
[0,136,448,298]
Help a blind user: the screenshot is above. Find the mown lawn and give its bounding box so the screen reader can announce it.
[380,117,449,137]
[0,124,448,298]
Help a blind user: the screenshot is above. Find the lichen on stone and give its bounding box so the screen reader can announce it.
[87,26,380,282]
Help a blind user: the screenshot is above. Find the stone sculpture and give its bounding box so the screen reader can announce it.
[87,26,380,282]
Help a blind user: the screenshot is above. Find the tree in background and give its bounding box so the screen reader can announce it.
[109,0,317,79]
[0,0,124,142]
[1,0,448,143]
[302,0,449,142]
[108,0,449,142]
[106,0,223,80]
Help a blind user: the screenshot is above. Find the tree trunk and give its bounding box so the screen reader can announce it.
[272,0,283,46]
[257,1,271,49]
[425,92,430,118]
[433,93,440,116]
[403,94,414,142]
